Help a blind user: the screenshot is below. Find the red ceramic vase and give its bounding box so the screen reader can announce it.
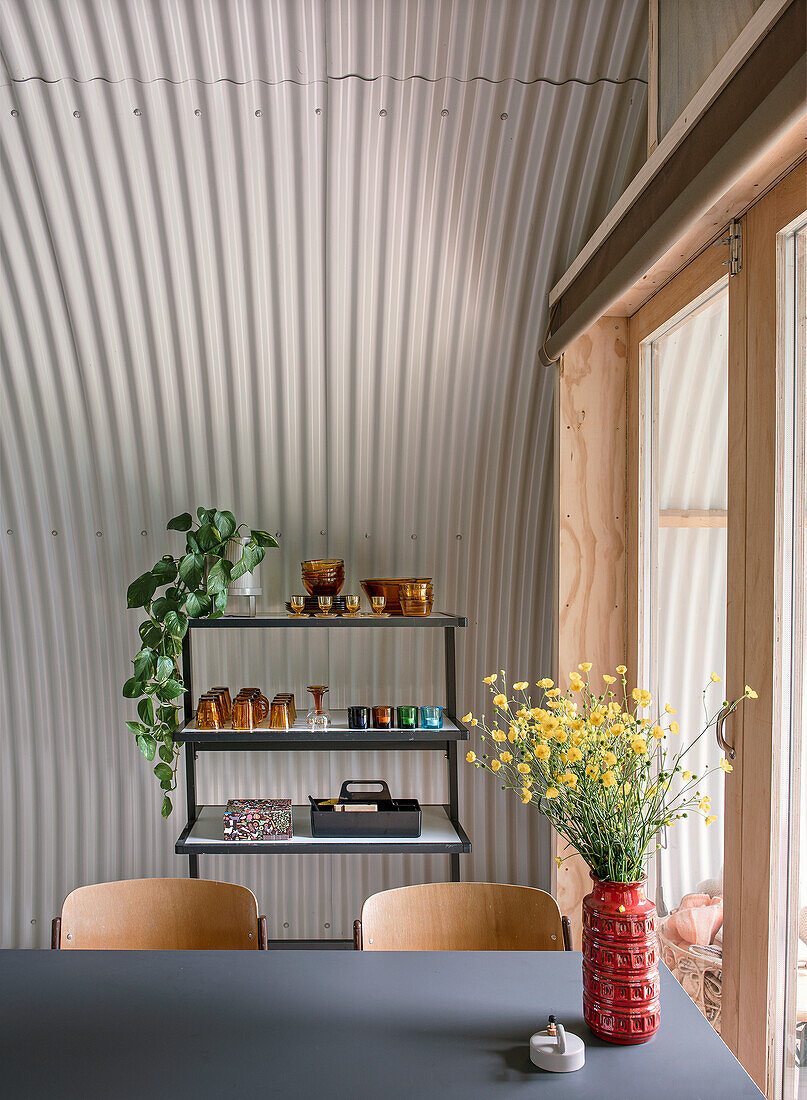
[582,875,660,1044]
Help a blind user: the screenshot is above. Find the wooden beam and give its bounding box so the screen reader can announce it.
[554,317,628,945]
[648,0,659,156]
[659,508,727,526]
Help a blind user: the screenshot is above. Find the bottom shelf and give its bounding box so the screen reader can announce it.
[176,804,472,855]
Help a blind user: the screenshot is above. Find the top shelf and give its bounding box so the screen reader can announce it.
[189,613,467,629]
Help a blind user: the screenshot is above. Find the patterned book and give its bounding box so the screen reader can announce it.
[223,798,293,840]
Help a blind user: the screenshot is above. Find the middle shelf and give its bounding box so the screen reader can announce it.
[175,709,469,750]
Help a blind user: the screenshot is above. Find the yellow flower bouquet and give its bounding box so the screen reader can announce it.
[463,665,756,884]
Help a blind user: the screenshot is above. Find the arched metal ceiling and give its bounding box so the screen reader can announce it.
[0,0,647,945]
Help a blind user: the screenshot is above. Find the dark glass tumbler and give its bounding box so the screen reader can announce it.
[348,705,371,730]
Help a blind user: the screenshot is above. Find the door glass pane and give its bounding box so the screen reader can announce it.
[643,281,729,1030]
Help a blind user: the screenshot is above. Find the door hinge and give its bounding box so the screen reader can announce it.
[712,218,742,275]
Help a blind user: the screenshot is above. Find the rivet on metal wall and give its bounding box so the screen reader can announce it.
[410,534,417,540]
[500,112,508,121]
[283,922,289,928]
[140,530,148,536]
[274,532,281,539]
[441,108,449,117]
[315,108,322,115]
[133,108,142,116]
[365,533,370,539]
[6,530,12,535]
[73,110,81,118]
[324,922,331,929]
[456,534,463,540]
[255,109,262,117]
[379,109,387,117]
[51,530,58,536]
[194,108,202,117]
[95,531,103,538]
[10,109,18,117]
[320,530,326,536]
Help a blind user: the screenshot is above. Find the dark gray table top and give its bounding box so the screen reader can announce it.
[0,950,761,1099]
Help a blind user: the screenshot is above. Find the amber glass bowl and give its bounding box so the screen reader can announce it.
[301,558,345,596]
[361,578,432,615]
[400,596,434,617]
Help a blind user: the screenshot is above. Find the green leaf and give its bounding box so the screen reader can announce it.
[151,557,177,582]
[178,552,204,590]
[138,620,162,648]
[161,794,173,818]
[133,647,155,681]
[214,511,237,540]
[136,734,157,761]
[183,590,211,618]
[168,635,184,657]
[156,678,185,702]
[156,655,175,682]
[127,571,158,608]
[214,589,228,615]
[167,513,193,532]
[159,743,174,764]
[161,732,175,753]
[159,706,179,729]
[206,557,233,595]
[186,531,201,553]
[137,696,154,725]
[230,543,262,581]
[122,677,145,699]
[197,507,215,523]
[153,762,173,782]
[125,720,147,737]
[196,522,221,552]
[164,610,188,638]
[160,778,173,790]
[250,529,279,549]
[151,596,179,620]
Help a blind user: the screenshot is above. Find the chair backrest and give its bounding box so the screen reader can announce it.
[55,878,265,949]
[358,882,567,950]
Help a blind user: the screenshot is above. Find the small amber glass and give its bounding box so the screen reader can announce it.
[290,594,306,615]
[318,595,333,616]
[196,695,223,730]
[210,687,232,721]
[370,595,386,615]
[344,594,360,616]
[372,705,393,729]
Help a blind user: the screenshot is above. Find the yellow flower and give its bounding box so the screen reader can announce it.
[466,751,476,763]
[586,763,600,778]
[462,712,473,723]
[470,717,478,726]
[492,730,506,742]
[578,662,593,672]
[603,751,617,767]
[508,725,518,743]
[534,743,551,761]
[490,759,501,772]
[554,855,563,867]
[698,797,711,812]
[610,723,624,737]
[569,718,584,731]
[710,672,722,683]
[682,770,693,781]
[499,751,513,764]
[616,665,627,675]
[719,758,734,773]
[631,688,652,708]
[601,770,616,787]
[630,736,648,755]
[483,673,497,684]
[669,721,679,735]
[567,746,583,763]
[651,724,664,740]
[553,729,568,744]
[664,703,676,714]
[588,706,606,727]
[603,674,616,684]
[513,681,529,691]
[705,815,718,826]
[545,688,561,698]
[516,762,530,774]
[545,787,559,799]
[542,715,560,731]
[562,772,578,789]
[493,693,508,709]
[521,788,533,804]
[537,678,554,689]
[745,685,758,698]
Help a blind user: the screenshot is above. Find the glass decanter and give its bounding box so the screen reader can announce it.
[306,685,331,732]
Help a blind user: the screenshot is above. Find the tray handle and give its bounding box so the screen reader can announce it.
[338,780,392,803]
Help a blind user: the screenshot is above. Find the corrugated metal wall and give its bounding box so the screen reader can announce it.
[0,0,647,945]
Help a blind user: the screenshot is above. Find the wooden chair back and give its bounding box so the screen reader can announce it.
[52,878,267,949]
[356,882,571,951]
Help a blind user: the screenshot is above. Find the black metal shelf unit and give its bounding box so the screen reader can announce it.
[177,612,470,882]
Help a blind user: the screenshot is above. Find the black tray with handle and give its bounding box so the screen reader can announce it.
[309,780,422,838]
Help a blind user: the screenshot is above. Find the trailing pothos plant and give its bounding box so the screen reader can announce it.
[123,507,278,817]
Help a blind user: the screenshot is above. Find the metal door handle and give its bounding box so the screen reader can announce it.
[715,704,736,760]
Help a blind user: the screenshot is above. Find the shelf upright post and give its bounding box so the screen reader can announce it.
[444,624,461,883]
[181,630,199,879]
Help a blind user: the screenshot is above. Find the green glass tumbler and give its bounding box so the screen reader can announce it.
[396,705,418,729]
